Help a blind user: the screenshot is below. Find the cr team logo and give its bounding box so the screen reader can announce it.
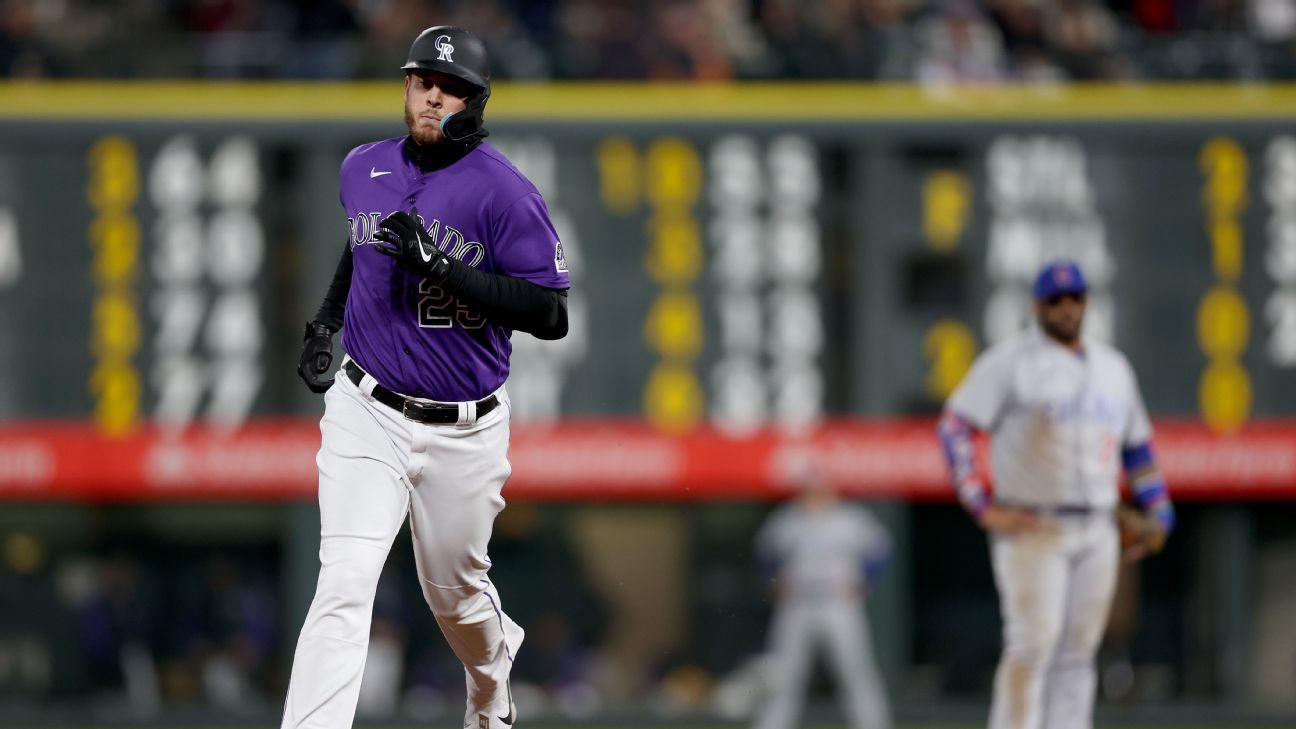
[435,35,455,62]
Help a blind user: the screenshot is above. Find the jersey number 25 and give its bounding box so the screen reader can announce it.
[418,279,486,330]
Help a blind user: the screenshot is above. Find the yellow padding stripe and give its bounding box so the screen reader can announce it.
[1,82,1295,121]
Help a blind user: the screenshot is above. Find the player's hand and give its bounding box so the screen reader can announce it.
[978,505,1040,534]
[298,320,336,394]
[1121,539,1155,563]
[374,208,453,282]
[1117,504,1168,562]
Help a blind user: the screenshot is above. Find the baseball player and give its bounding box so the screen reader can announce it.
[937,259,1175,729]
[753,472,892,729]
[287,25,570,729]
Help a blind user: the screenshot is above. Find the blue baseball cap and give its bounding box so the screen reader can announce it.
[1032,259,1088,299]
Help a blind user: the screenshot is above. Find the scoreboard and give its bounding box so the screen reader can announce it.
[0,83,1293,499]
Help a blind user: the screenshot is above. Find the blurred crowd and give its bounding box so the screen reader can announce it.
[0,538,284,718]
[0,504,792,722]
[4,504,1294,720]
[0,514,616,721]
[1,0,1295,82]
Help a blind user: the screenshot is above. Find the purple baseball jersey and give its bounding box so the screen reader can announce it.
[338,137,570,401]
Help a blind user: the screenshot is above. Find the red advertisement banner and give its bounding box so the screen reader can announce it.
[0,419,1292,502]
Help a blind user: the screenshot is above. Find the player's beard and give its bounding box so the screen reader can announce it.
[1039,313,1083,346]
[404,105,443,146]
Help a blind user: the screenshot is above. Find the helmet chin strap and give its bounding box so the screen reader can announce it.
[439,112,462,139]
[439,89,490,143]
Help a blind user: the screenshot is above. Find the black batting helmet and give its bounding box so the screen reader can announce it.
[402,26,491,144]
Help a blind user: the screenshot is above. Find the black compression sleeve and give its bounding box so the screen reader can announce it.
[312,241,353,332]
[440,262,569,340]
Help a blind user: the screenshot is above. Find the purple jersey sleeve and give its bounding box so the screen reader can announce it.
[492,192,570,289]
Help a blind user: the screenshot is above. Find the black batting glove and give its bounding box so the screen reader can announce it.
[374,208,454,283]
[297,320,336,394]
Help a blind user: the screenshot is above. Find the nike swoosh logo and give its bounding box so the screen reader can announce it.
[370,167,392,178]
[498,679,514,725]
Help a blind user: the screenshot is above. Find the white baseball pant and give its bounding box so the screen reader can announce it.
[281,364,524,729]
[989,512,1118,729]
[756,597,890,729]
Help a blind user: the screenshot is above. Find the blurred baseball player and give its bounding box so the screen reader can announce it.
[753,471,892,729]
[937,259,1174,729]
[287,25,570,729]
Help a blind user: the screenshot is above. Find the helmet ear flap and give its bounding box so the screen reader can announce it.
[440,86,491,143]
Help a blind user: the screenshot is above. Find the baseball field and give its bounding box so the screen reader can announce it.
[3,2,1296,726]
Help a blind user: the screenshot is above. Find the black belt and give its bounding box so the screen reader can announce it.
[344,361,499,425]
[1001,502,1102,517]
